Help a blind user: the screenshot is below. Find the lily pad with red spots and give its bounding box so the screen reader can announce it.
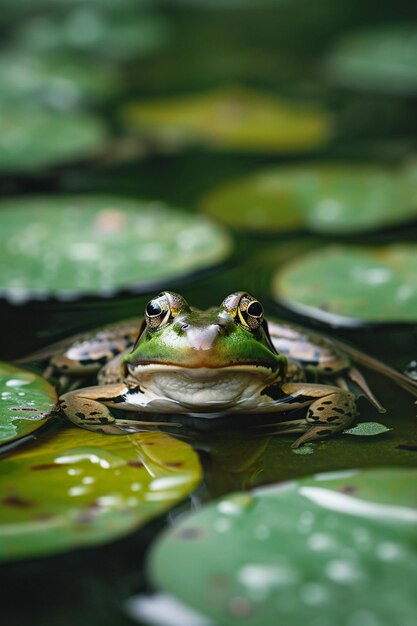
[0,195,232,303]
[149,468,417,626]
[0,362,57,447]
[0,425,201,561]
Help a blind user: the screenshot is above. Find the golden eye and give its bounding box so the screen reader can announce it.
[221,292,264,330]
[144,294,170,329]
[247,300,263,319]
[238,296,264,330]
[144,291,191,329]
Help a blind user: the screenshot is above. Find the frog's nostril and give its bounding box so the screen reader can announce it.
[181,324,190,331]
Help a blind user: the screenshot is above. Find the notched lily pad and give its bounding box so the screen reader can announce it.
[149,468,417,626]
[0,195,232,303]
[0,427,201,560]
[273,244,417,325]
[0,362,57,446]
[344,422,392,436]
[201,164,417,234]
[0,106,107,172]
[324,23,417,95]
[123,87,332,153]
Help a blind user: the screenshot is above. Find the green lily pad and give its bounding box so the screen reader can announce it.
[201,164,417,234]
[149,468,417,626]
[0,196,232,303]
[344,422,393,437]
[0,426,201,560]
[324,23,417,95]
[0,107,107,172]
[0,52,118,107]
[123,87,332,153]
[16,6,168,61]
[273,244,417,325]
[0,362,57,446]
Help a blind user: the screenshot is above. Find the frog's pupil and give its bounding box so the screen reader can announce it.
[247,301,263,317]
[146,301,162,317]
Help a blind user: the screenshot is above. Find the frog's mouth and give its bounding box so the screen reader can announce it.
[126,363,277,411]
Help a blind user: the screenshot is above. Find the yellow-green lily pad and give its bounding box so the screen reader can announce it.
[0,52,118,107]
[273,244,417,325]
[123,87,332,153]
[324,23,417,95]
[0,107,107,172]
[0,362,57,447]
[0,426,201,561]
[0,195,232,303]
[201,164,417,234]
[149,468,417,626]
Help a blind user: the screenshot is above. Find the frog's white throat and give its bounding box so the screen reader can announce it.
[127,363,276,411]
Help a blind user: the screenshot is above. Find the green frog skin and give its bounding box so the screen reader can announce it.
[44,291,388,448]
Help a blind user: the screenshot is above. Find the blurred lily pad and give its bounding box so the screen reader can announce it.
[0,362,57,447]
[16,6,169,61]
[0,107,107,172]
[149,468,417,626]
[273,244,417,325]
[0,426,201,560]
[324,23,417,95]
[123,87,332,153]
[0,52,119,107]
[201,164,417,234]
[0,196,232,303]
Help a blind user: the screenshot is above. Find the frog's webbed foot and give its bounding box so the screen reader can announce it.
[293,388,357,448]
[60,384,165,434]
[262,382,357,448]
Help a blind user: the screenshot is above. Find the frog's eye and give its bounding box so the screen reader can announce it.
[145,294,171,329]
[221,292,264,330]
[144,291,190,329]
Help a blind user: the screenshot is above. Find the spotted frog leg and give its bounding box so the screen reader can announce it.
[258,321,386,447]
[267,320,385,412]
[20,319,139,390]
[59,382,184,434]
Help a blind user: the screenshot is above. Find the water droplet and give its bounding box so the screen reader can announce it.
[308,532,336,551]
[238,563,299,590]
[325,559,363,583]
[376,541,403,561]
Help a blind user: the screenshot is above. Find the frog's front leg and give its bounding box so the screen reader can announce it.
[260,382,357,448]
[59,384,160,434]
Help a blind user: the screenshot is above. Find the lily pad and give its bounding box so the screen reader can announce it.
[272,244,417,325]
[0,107,107,172]
[123,87,332,153]
[324,23,417,95]
[201,164,417,234]
[149,468,417,626]
[16,6,168,61]
[0,362,57,446]
[0,52,118,107]
[0,196,232,303]
[0,426,201,560]
[344,422,392,437]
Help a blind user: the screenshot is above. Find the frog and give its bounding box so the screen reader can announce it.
[26,290,394,449]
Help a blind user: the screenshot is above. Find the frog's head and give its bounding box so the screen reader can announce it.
[124,291,286,411]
